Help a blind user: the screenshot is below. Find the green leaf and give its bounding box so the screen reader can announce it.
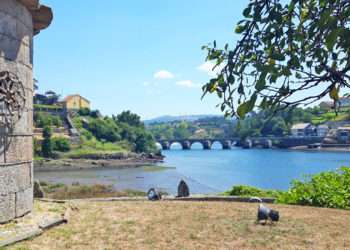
[243,6,251,17]
[255,73,267,91]
[237,94,257,118]
[271,51,285,61]
[288,2,295,13]
[326,29,339,51]
[235,25,246,34]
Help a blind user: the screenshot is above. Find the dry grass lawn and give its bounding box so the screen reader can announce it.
[7,201,350,250]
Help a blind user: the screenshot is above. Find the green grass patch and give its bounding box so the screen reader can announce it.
[311,111,350,125]
[40,182,146,199]
[34,104,63,110]
[141,165,176,172]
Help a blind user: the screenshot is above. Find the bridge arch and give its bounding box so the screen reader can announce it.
[169,141,183,150]
[211,141,224,150]
[155,142,162,150]
[190,141,204,150]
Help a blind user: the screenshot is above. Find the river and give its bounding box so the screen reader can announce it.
[35,144,350,195]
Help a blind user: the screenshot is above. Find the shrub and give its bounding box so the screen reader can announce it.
[34,112,51,127]
[86,119,121,142]
[51,115,63,127]
[34,112,63,128]
[52,137,71,152]
[78,107,91,116]
[90,110,101,118]
[42,126,53,158]
[33,137,42,156]
[277,167,350,209]
[224,185,281,198]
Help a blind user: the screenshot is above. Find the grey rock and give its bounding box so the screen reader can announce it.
[177,180,190,198]
[147,188,162,201]
[33,180,44,198]
[38,216,67,230]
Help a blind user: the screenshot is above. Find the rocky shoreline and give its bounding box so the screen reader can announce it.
[34,153,164,172]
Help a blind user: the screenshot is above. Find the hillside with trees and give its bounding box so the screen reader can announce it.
[34,108,158,159]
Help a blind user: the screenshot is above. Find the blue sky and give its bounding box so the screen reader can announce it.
[34,0,248,119]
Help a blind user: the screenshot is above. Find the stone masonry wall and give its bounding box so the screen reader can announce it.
[0,0,34,223]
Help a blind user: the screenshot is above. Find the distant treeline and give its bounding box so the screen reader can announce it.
[147,106,340,140]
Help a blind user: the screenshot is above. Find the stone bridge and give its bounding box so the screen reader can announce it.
[157,136,324,150]
[158,138,272,150]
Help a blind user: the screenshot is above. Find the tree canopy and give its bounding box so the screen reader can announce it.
[202,0,350,118]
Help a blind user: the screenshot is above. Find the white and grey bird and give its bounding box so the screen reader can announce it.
[256,200,280,224]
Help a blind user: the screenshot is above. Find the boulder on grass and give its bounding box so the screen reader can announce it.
[177,180,190,198]
[33,181,45,198]
[147,188,162,201]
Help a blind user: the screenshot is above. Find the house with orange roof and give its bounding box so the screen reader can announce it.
[61,94,90,110]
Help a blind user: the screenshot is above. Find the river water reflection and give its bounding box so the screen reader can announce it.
[35,145,350,195]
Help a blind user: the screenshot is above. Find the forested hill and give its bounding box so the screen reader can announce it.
[147,116,237,140]
[144,114,222,125]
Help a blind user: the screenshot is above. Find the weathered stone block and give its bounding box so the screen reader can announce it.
[0,0,20,17]
[0,34,22,61]
[15,1,33,27]
[16,22,31,47]
[0,193,15,223]
[5,136,32,163]
[0,8,17,38]
[0,163,31,195]
[16,42,30,66]
[15,186,33,217]
[12,110,32,134]
[0,126,5,164]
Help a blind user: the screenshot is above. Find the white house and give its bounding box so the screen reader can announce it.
[316,124,329,137]
[291,123,316,137]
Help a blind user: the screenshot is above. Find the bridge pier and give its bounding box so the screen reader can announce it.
[202,140,212,150]
[222,140,232,150]
[160,141,170,150]
[181,141,191,150]
[243,139,252,149]
[262,139,273,149]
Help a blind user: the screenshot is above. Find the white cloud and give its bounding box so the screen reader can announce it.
[154,70,174,79]
[143,81,150,86]
[197,61,223,77]
[176,80,201,88]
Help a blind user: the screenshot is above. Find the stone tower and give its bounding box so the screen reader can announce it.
[0,0,52,223]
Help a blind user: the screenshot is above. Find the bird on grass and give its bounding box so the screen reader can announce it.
[251,197,280,225]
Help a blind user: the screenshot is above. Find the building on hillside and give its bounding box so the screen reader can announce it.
[61,94,90,110]
[291,123,316,137]
[337,126,350,143]
[319,101,334,111]
[316,124,329,137]
[338,97,350,110]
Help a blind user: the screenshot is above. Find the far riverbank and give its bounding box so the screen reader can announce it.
[34,153,164,172]
[290,145,350,152]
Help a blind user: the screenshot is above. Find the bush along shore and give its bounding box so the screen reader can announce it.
[225,167,350,210]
